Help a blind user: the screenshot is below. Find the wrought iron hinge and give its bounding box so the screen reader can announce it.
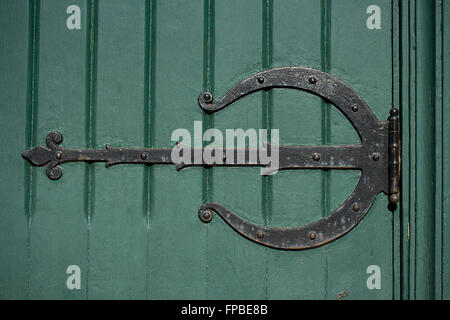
[388,108,401,206]
[22,66,401,250]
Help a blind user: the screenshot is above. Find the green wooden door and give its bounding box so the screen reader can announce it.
[1,0,448,300]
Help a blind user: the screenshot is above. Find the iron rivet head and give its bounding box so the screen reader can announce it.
[308,76,317,84]
[389,194,399,204]
[352,105,358,112]
[352,204,360,212]
[257,231,264,239]
[199,209,213,223]
[390,108,399,116]
[203,92,213,103]
[257,77,264,84]
[140,153,147,160]
[372,153,380,161]
[312,153,321,161]
[55,151,62,159]
[308,231,317,240]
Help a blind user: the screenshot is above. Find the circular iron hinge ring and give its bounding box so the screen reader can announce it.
[198,67,391,250]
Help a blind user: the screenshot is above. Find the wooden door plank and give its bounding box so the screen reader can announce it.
[267,0,327,300]
[28,0,88,299]
[413,0,440,299]
[0,0,32,299]
[325,0,395,299]
[146,0,206,299]
[207,0,267,299]
[87,0,147,299]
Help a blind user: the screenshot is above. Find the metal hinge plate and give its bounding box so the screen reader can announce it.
[22,67,400,250]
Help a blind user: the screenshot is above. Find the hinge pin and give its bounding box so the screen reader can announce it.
[388,108,400,205]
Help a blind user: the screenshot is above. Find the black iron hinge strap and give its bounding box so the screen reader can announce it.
[21,66,400,250]
[22,132,369,180]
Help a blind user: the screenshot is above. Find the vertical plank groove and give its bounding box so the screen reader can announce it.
[203,0,215,201]
[412,0,417,299]
[144,0,157,299]
[406,0,417,299]
[401,0,414,300]
[203,0,215,299]
[261,0,273,226]
[320,1,331,211]
[400,0,409,300]
[441,0,449,299]
[415,0,437,299]
[433,0,444,300]
[261,0,273,300]
[320,0,331,299]
[25,0,40,298]
[143,0,157,228]
[429,1,437,299]
[84,0,98,300]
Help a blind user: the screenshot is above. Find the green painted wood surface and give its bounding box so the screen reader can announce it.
[0,0,447,299]
[29,0,89,299]
[147,0,205,298]
[399,0,449,300]
[440,0,450,300]
[0,0,30,300]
